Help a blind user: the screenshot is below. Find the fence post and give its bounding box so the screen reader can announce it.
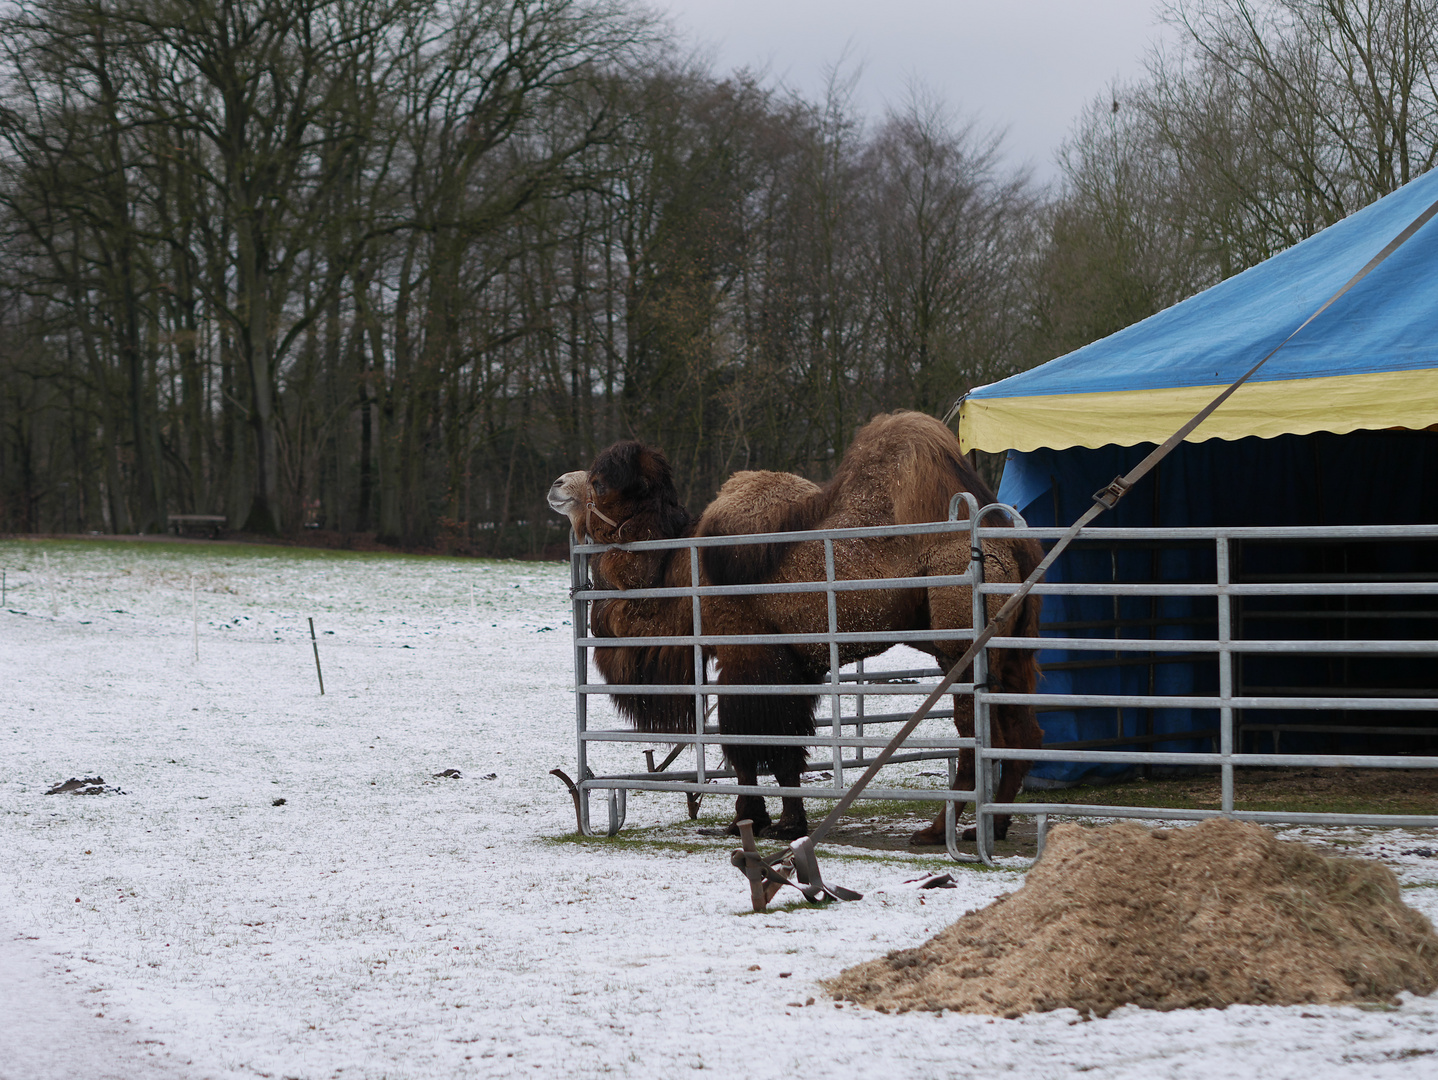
[1216,535,1234,815]
[825,539,843,797]
[572,533,592,835]
[690,544,706,793]
[972,526,995,865]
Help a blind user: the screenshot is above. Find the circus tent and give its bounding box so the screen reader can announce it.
[955,169,1438,783]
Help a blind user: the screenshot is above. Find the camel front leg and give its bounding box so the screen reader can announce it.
[769,750,809,841]
[726,755,772,836]
[909,691,974,845]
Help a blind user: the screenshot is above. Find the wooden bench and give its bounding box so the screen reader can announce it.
[168,514,227,538]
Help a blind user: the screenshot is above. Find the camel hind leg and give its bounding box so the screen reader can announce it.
[909,702,1036,844]
[985,700,1043,839]
[911,561,1044,845]
[909,689,974,846]
[907,666,1035,844]
[978,639,1044,841]
[909,539,983,845]
[716,645,818,842]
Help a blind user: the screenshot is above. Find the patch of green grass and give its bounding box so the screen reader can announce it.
[839,797,947,819]
[1234,797,1438,815]
[1017,786,1216,811]
[1016,776,1438,817]
[543,823,728,855]
[545,834,717,856]
[544,831,877,862]
[794,847,1000,870]
[542,824,1022,876]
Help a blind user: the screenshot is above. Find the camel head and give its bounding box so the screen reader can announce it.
[547,471,589,536]
[547,440,690,545]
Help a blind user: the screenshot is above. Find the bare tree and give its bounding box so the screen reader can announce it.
[2,3,1070,547]
[866,91,1035,414]
[1032,89,1216,361]
[1152,0,1438,267]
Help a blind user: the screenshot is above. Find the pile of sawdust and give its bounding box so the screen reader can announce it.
[826,819,1438,1017]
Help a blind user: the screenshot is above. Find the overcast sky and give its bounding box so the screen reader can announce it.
[649,0,1171,183]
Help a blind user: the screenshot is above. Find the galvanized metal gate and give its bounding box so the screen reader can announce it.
[979,520,1438,861]
[565,515,1438,864]
[565,494,1008,858]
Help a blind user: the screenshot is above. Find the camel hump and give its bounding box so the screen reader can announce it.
[830,410,998,525]
[702,471,821,536]
[698,470,822,586]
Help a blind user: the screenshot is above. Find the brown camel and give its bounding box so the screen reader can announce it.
[548,410,1044,842]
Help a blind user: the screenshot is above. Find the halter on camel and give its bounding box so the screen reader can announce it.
[585,499,625,541]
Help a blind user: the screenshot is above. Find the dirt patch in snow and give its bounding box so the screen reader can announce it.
[826,818,1438,1017]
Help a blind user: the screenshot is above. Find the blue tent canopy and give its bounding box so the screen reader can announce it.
[958,168,1438,455]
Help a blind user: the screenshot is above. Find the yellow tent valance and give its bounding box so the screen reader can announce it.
[958,367,1438,454]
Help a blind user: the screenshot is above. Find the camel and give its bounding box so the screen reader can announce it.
[548,411,1044,842]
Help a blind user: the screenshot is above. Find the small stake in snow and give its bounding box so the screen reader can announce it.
[470,582,476,615]
[2,568,6,606]
[191,574,199,662]
[43,551,57,615]
[308,617,325,695]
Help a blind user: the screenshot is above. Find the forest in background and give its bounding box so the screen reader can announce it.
[2,0,1436,554]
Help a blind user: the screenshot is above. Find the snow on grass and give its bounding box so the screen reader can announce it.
[3,538,1438,1080]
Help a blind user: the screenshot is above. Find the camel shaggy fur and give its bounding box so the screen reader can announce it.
[549,411,1043,842]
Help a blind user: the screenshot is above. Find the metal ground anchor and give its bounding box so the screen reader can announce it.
[729,820,791,912]
[789,838,863,904]
[729,821,862,913]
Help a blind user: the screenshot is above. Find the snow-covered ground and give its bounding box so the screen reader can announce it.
[2,538,1437,1080]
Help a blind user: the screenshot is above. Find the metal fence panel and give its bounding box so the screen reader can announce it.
[566,515,1438,863]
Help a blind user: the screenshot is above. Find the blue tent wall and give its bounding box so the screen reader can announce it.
[1001,429,1438,784]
